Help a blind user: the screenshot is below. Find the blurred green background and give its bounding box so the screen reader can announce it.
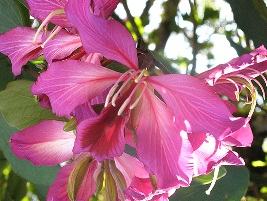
[0,0,267,200]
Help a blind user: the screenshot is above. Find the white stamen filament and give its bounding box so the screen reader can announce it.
[134,69,146,83]
[41,26,62,48]
[205,166,220,195]
[33,9,65,43]
[130,82,147,110]
[104,70,134,107]
[246,67,267,88]
[225,78,241,101]
[111,74,136,106]
[117,81,145,116]
[252,79,266,100]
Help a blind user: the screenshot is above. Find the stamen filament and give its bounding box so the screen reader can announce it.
[104,70,134,107]
[41,26,62,48]
[134,69,146,83]
[117,81,145,116]
[111,74,136,106]
[33,9,65,43]
[205,166,220,195]
[252,79,266,100]
[130,82,147,110]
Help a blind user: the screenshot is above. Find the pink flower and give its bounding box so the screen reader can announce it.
[31,0,260,189]
[10,120,168,200]
[0,0,120,75]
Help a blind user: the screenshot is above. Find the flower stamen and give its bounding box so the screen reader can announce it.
[130,82,147,110]
[118,81,146,116]
[41,26,62,48]
[104,70,134,107]
[205,166,220,195]
[33,9,65,43]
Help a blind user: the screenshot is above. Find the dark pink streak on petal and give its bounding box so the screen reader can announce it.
[148,75,245,139]
[74,102,129,161]
[66,0,138,70]
[136,88,194,189]
[26,0,69,27]
[10,121,75,166]
[32,60,121,116]
[0,27,42,75]
[44,30,82,63]
[73,102,98,123]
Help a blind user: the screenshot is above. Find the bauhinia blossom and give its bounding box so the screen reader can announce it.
[2,0,267,200]
[10,120,169,201]
[30,0,263,191]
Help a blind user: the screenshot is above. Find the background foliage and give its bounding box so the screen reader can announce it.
[0,0,267,200]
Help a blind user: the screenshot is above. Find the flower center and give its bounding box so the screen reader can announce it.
[104,69,149,115]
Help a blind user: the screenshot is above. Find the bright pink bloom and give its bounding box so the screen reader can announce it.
[32,0,257,189]
[0,27,42,75]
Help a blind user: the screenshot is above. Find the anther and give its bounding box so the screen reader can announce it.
[33,9,65,43]
[205,166,220,195]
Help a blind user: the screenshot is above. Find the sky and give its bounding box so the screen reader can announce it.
[115,0,239,73]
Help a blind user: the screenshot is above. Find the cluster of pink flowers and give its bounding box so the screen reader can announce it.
[1,0,267,200]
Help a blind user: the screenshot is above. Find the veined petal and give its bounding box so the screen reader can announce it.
[135,88,194,189]
[66,0,138,70]
[32,60,121,116]
[43,30,82,63]
[47,163,73,201]
[0,27,42,75]
[10,121,75,166]
[148,75,245,139]
[26,0,69,27]
[114,153,149,187]
[223,123,253,147]
[198,45,267,83]
[189,134,244,175]
[93,0,120,18]
[74,103,129,161]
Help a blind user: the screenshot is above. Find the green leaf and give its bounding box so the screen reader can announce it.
[193,167,227,185]
[0,80,60,129]
[0,54,14,91]
[0,114,59,185]
[0,0,30,33]
[171,166,249,201]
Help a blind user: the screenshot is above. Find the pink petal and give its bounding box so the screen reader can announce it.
[115,153,149,187]
[198,45,267,83]
[223,123,253,147]
[135,88,194,189]
[43,30,82,63]
[26,0,69,27]
[10,121,75,166]
[189,133,244,175]
[73,102,98,123]
[148,75,245,139]
[74,103,129,161]
[66,0,138,70]
[93,0,120,18]
[0,27,42,75]
[47,163,73,201]
[32,60,121,116]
